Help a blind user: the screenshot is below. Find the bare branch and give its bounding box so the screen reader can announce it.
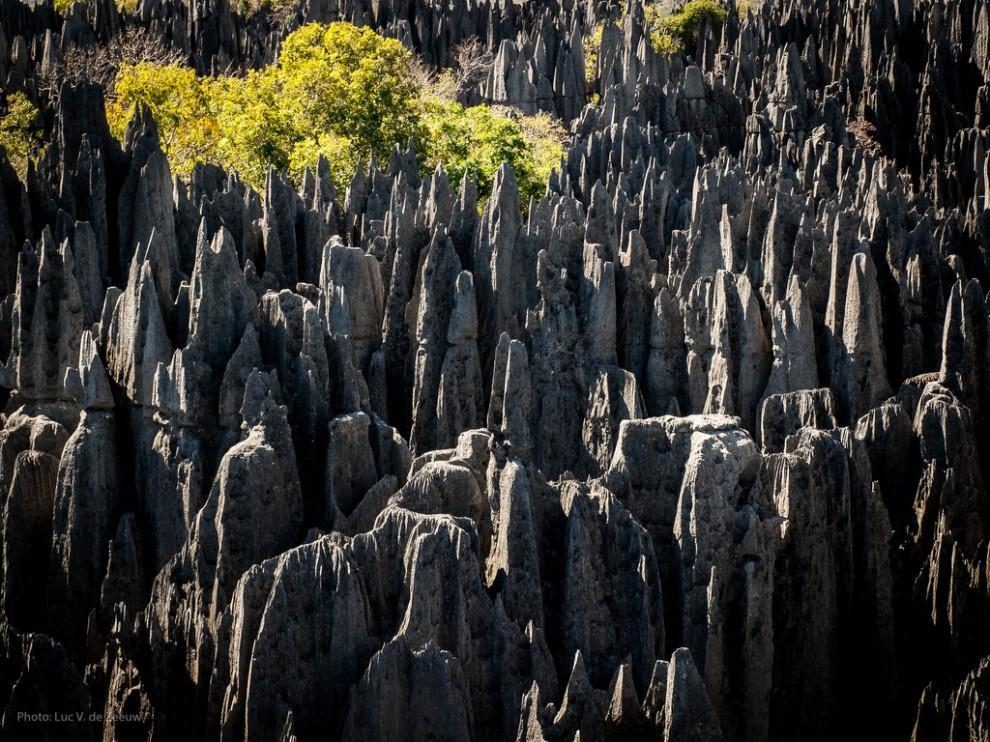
[41,26,185,97]
[453,37,494,100]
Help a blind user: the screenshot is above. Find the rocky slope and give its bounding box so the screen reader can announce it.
[1,0,990,739]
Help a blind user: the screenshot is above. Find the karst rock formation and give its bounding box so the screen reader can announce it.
[1,0,990,739]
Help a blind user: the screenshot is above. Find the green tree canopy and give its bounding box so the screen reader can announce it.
[0,91,43,179]
[278,23,421,162]
[104,22,565,204]
[647,0,727,56]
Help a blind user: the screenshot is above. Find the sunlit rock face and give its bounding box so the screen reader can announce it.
[1,0,990,739]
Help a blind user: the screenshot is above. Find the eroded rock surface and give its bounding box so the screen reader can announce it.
[2,0,990,739]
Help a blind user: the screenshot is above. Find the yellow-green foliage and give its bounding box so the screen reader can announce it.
[515,111,568,202]
[276,23,421,167]
[55,0,139,13]
[235,0,295,14]
[211,69,298,186]
[420,103,565,204]
[107,62,219,176]
[582,23,606,89]
[105,22,565,203]
[420,101,529,198]
[0,91,43,179]
[647,0,727,57]
[107,24,419,189]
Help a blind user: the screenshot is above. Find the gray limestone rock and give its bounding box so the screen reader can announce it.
[5,7,990,740]
[664,648,724,742]
[757,388,836,453]
[2,450,58,629]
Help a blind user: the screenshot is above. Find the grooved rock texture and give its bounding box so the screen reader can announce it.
[2,0,990,739]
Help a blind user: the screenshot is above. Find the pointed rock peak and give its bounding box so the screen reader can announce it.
[240,368,283,428]
[641,659,669,720]
[942,279,964,349]
[516,681,546,742]
[840,251,891,419]
[315,154,333,183]
[554,650,594,730]
[106,258,173,406]
[219,322,263,417]
[785,271,805,304]
[564,650,592,702]
[301,165,316,206]
[244,259,263,293]
[964,277,986,311]
[491,163,521,209]
[223,322,261,386]
[349,156,367,192]
[847,251,878,296]
[427,222,452,253]
[236,321,261,358]
[620,229,652,271]
[212,223,241,261]
[151,354,180,414]
[503,339,533,450]
[525,619,538,643]
[258,390,290,432]
[64,329,113,410]
[488,457,543,625]
[586,180,615,248]
[191,216,211,261]
[123,103,159,153]
[488,332,512,430]
[58,233,75,268]
[424,165,454,227]
[278,709,297,742]
[38,225,56,258]
[606,660,641,723]
[432,161,449,185]
[264,164,278,198]
[458,170,478,209]
[665,648,724,742]
[447,272,478,344]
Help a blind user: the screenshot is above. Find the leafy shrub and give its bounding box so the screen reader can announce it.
[105,22,565,201]
[55,0,139,14]
[513,110,568,204]
[0,92,43,178]
[106,62,219,176]
[647,0,727,57]
[419,102,564,205]
[107,23,418,187]
[211,69,298,186]
[420,101,528,197]
[582,23,606,89]
[276,23,421,166]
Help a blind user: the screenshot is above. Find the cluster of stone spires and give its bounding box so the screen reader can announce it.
[1,0,990,739]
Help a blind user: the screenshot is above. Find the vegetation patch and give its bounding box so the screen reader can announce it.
[583,2,728,75]
[0,91,43,179]
[582,22,607,91]
[646,0,727,57]
[55,0,139,14]
[104,22,565,203]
